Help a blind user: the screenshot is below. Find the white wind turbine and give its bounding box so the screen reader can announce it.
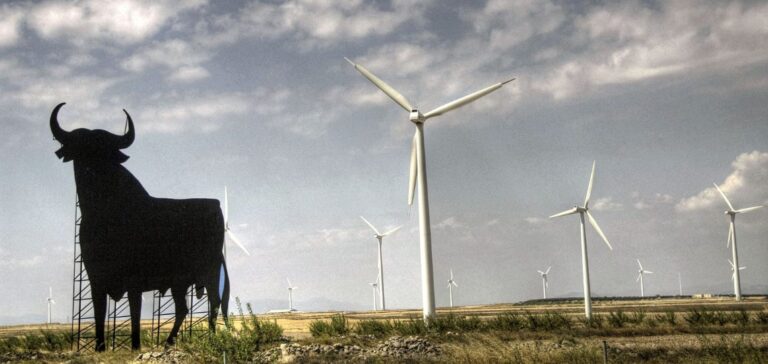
[537,266,551,299]
[635,259,653,297]
[286,279,298,311]
[678,272,683,296]
[550,161,613,319]
[346,58,514,320]
[447,269,458,308]
[729,259,746,283]
[369,275,380,311]
[360,216,402,311]
[713,183,763,300]
[47,287,55,325]
[220,187,251,309]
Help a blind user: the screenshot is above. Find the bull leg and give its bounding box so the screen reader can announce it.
[92,286,107,352]
[165,287,189,347]
[127,290,142,350]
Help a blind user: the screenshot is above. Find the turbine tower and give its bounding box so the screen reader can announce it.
[729,259,746,283]
[713,183,763,300]
[447,269,458,308]
[550,161,613,320]
[537,266,551,299]
[369,275,379,311]
[286,279,298,311]
[346,57,514,320]
[360,216,402,311]
[47,287,55,325]
[635,259,653,297]
[678,272,683,296]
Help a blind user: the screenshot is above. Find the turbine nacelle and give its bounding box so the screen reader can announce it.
[409,109,424,123]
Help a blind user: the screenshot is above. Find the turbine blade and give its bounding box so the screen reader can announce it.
[382,225,403,236]
[408,133,417,206]
[453,281,459,287]
[226,230,251,256]
[645,270,654,274]
[740,266,746,270]
[287,278,292,288]
[736,205,764,214]
[636,274,641,282]
[345,58,413,112]
[549,207,578,218]
[537,270,545,275]
[728,259,735,268]
[223,186,229,224]
[423,78,515,119]
[586,211,613,250]
[450,269,454,280]
[637,259,643,270]
[713,183,734,211]
[360,216,381,236]
[584,161,596,208]
[545,266,551,274]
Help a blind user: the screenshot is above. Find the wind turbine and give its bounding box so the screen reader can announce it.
[447,269,458,308]
[635,259,653,297]
[678,272,683,296]
[360,216,401,311]
[369,275,379,311]
[346,57,514,320]
[729,259,746,283]
[549,161,613,320]
[537,266,551,299]
[286,279,298,311]
[47,287,55,325]
[219,187,250,311]
[713,183,763,300]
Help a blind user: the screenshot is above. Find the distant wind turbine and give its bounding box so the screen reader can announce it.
[678,272,683,296]
[360,216,402,311]
[636,259,653,297]
[447,269,458,308]
[346,58,514,320]
[713,183,763,300]
[47,287,55,325]
[286,279,298,311]
[369,275,379,311]
[550,161,613,319]
[729,259,746,282]
[537,266,551,299]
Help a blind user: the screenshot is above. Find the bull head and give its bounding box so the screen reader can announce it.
[50,102,135,163]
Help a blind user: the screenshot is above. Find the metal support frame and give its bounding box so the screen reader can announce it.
[70,198,133,352]
[151,286,210,346]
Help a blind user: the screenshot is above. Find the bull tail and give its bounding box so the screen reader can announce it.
[220,260,230,324]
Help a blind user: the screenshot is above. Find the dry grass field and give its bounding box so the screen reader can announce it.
[2,296,768,363]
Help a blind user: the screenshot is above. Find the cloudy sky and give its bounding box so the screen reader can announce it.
[1,0,767,324]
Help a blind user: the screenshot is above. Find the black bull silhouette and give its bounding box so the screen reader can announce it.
[50,103,230,351]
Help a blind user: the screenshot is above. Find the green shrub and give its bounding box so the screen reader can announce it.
[525,312,571,331]
[393,317,428,336]
[183,298,283,362]
[581,314,604,329]
[607,311,630,328]
[729,309,750,326]
[755,310,768,325]
[656,311,676,325]
[309,314,350,337]
[629,311,646,325]
[488,313,525,331]
[355,319,394,337]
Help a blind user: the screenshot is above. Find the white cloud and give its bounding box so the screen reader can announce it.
[591,197,623,211]
[435,216,463,230]
[121,39,211,82]
[27,0,206,46]
[0,5,24,47]
[677,151,768,212]
[524,217,546,225]
[536,1,768,99]
[464,0,566,50]
[205,0,432,49]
